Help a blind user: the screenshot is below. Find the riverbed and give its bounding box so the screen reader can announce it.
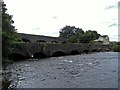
[7,52,118,88]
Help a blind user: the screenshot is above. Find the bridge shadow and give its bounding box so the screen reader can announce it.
[8,52,48,61]
[92,49,98,52]
[52,51,66,57]
[70,50,80,55]
[33,52,47,59]
[82,50,89,54]
[8,53,28,61]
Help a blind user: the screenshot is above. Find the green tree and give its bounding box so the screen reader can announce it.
[79,30,100,43]
[68,30,101,43]
[59,25,84,38]
[112,43,120,52]
[2,2,19,59]
[68,35,78,43]
[68,32,81,43]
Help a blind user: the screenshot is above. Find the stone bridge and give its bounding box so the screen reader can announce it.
[17,33,67,43]
[8,43,111,60]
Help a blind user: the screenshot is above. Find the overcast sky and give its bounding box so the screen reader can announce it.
[4,0,119,41]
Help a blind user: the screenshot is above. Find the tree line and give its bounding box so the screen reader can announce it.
[59,25,101,43]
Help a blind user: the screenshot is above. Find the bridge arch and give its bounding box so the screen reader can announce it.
[22,38,30,42]
[52,51,66,57]
[70,50,80,55]
[51,41,58,43]
[82,50,89,54]
[97,48,102,52]
[33,52,47,58]
[8,53,26,60]
[62,41,66,44]
[92,48,98,52]
[37,40,46,43]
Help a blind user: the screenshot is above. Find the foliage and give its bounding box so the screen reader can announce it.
[68,33,80,43]
[79,30,101,43]
[59,25,84,38]
[2,2,19,59]
[68,30,101,43]
[112,43,120,52]
[59,25,100,43]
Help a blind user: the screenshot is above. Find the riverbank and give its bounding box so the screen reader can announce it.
[2,59,13,90]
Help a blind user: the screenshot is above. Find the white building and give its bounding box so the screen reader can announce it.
[94,35,110,44]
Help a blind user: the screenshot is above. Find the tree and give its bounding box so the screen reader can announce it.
[112,43,120,52]
[68,32,81,43]
[2,2,19,59]
[68,30,101,43]
[59,25,84,38]
[79,30,101,43]
[68,35,78,43]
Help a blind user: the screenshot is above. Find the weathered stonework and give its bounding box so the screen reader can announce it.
[17,33,67,43]
[8,43,111,60]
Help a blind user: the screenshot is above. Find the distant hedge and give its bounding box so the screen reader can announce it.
[112,44,120,52]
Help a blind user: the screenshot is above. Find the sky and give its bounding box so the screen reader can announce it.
[4,0,119,41]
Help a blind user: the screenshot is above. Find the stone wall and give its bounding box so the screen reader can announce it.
[8,43,111,60]
[17,33,67,43]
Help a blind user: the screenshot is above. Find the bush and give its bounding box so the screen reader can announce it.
[112,44,120,52]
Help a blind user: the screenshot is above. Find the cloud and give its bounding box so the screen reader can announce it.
[106,5,116,9]
[105,4,118,10]
[108,23,118,27]
[52,16,58,20]
[32,28,40,31]
[111,18,117,21]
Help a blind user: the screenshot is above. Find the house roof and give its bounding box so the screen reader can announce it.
[100,35,108,38]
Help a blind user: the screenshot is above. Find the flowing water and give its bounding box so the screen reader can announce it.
[7,52,118,88]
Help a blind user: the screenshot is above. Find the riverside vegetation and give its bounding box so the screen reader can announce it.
[112,43,120,52]
[2,2,21,90]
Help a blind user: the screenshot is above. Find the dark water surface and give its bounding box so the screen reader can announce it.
[7,52,118,88]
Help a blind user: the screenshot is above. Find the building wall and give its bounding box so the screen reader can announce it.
[94,35,110,45]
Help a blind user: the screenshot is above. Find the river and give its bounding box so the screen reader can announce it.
[7,52,118,88]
